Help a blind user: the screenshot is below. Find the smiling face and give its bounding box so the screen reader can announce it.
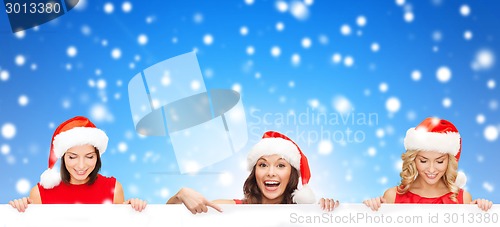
[254,154,292,204]
[415,151,449,186]
[63,144,98,185]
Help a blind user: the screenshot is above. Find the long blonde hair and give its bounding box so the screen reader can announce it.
[397,149,460,202]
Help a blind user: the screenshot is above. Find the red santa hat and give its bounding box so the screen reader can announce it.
[40,116,108,189]
[403,117,466,188]
[247,131,315,204]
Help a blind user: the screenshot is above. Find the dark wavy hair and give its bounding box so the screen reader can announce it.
[60,146,101,185]
[242,165,300,204]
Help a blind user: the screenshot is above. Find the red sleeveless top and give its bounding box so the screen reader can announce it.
[395,189,464,204]
[38,174,116,204]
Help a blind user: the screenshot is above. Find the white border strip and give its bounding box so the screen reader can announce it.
[1,204,499,227]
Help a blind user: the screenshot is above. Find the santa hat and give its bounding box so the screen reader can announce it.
[40,116,108,189]
[404,117,466,188]
[247,131,315,204]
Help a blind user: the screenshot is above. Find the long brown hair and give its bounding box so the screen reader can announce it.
[242,165,299,204]
[60,146,101,185]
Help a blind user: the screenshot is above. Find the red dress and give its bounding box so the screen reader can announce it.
[234,199,244,204]
[38,174,116,204]
[395,189,464,204]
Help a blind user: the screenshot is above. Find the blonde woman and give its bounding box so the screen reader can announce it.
[363,117,492,211]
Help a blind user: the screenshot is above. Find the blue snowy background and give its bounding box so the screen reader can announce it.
[1,0,499,204]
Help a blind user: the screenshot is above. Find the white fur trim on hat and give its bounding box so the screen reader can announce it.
[247,137,301,171]
[292,184,316,204]
[40,168,61,189]
[455,171,467,188]
[404,128,461,155]
[53,127,108,158]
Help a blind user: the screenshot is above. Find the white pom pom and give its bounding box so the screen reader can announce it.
[292,184,316,204]
[40,168,61,189]
[454,171,467,188]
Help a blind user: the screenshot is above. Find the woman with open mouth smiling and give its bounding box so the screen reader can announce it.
[9,116,147,212]
[363,117,493,212]
[168,131,339,213]
[252,154,297,204]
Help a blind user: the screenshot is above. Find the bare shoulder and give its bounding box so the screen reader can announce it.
[29,185,42,204]
[113,180,125,204]
[462,190,472,203]
[115,180,123,190]
[383,187,397,203]
[212,199,237,204]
